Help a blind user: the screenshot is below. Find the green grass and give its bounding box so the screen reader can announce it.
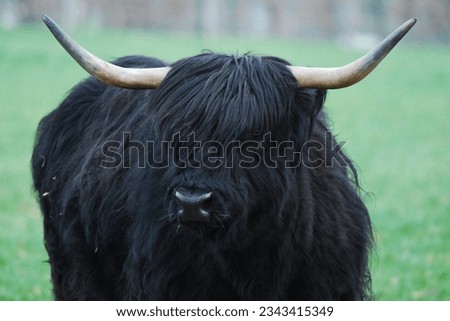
[0,24,449,300]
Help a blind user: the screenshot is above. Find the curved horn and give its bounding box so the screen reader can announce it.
[42,15,170,89]
[289,18,417,89]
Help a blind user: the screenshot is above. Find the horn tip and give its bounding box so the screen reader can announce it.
[41,15,65,44]
[41,15,51,24]
[408,17,418,27]
[41,15,56,31]
[397,18,417,41]
[404,17,418,31]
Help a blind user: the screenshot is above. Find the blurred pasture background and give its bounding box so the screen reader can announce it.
[0,0,449,300]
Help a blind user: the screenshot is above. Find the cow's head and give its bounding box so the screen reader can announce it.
[146,53,326,233]
[42,16,416,235]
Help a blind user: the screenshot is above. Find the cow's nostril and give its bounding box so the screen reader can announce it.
[174,188,214,223]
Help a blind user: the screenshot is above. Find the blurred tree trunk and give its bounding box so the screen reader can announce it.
[61,0,79,29]
[1,0,20,29]
[194,0,203,32]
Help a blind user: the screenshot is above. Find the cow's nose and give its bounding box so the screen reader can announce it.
[174,188,213,223]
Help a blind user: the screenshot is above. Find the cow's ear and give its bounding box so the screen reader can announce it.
[295,88,327,118]
[312,89,327,117]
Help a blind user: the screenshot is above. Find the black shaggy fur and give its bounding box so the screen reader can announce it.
[32,53,372,300]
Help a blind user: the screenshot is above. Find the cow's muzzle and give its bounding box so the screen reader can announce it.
[173,187,215,223]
